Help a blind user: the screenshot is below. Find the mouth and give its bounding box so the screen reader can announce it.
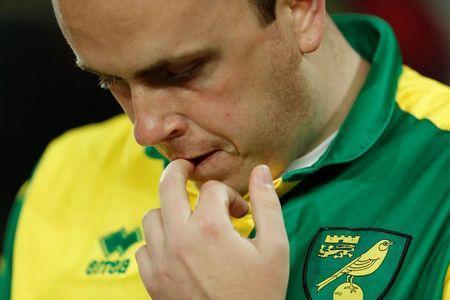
[186,150,219,168]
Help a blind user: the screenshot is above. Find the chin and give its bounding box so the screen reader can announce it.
[190,171,248,196]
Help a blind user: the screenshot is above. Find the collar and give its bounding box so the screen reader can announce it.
[145,14,403,195]
[285,131,338,172]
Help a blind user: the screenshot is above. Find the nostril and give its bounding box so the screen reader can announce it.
[163,114,187,140]
[167,128,183,139]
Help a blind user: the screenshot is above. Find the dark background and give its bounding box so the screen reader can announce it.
[1,0,449,250]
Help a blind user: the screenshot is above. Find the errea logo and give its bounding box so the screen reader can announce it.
[85,228,142,275]
[101,228,142,257]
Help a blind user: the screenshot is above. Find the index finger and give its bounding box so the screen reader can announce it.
[159,159,194,233]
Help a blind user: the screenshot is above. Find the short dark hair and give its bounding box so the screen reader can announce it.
[251,0,277,24]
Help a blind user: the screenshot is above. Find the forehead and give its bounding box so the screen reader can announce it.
[54,0,257,75]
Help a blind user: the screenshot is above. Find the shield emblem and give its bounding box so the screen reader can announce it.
[303,227,411,300]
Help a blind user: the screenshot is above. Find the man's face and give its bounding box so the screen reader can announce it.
[55,0,317,195]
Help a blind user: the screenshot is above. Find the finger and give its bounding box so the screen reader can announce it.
[142,209,165,260]
[249,165,287,249]
[193,180,249,228]
[135,246,154,291]
[159,159,194,233]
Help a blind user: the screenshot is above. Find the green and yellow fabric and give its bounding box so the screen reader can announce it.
[1,14,449,299]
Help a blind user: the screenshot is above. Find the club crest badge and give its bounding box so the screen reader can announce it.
[303,227,411,299]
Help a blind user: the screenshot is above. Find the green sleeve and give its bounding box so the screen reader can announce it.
[0,184,27,300]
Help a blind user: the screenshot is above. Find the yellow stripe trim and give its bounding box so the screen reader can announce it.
[396,66,450,131]
[274,178,301,198]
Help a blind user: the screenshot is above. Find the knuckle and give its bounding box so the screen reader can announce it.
[158,177,171,194]
[135,245,148,261]
[146,280,161,299]
[198,218,222,238]
[154,263,170,281]
[200,180,224,194]
[200,181,229,204]
[159,171,184,189]
[142,209,161,228]
[167,234,187,257]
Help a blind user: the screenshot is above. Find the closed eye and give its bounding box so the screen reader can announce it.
[95,53,210,90]
[153,59,205,85]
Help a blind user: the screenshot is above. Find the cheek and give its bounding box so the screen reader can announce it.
[190,70,247,125]
[194,66,275,145]
[192,92,245,135]
[196,97,267,160]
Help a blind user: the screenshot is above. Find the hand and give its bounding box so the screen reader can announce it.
[136,160,290,300]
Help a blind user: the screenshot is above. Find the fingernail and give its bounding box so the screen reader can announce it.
[258,165,273,185]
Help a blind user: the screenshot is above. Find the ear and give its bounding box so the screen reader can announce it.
[289,0,326,53]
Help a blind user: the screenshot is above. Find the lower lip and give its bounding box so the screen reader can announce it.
[193,150,220,170]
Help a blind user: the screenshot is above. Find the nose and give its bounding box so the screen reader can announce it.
[131,87,188,146]
[134,114,187,146]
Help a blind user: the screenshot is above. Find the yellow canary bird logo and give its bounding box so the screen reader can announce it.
[316,239,394,293]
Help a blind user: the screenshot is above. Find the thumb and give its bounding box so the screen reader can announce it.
[248,165,288,249]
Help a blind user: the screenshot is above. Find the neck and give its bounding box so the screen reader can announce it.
[302,16,371,154]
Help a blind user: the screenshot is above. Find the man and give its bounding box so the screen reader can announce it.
[1,0,449,299]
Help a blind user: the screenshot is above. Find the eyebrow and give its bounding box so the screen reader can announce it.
[76,48,214,80]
